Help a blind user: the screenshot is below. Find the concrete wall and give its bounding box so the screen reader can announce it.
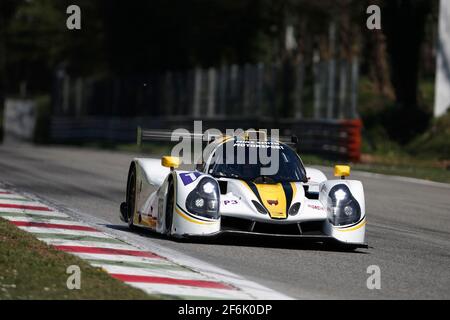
[434,0,450,117]
[3,99,36,142]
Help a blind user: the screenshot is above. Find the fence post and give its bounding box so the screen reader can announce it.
[192,68,202,117]
[338,59,348,119]
[256,63,264,117]
[111,78,120,116]
[229,64,238,115]
[350,57,359,119]
[294,62,304,119]
[207,68,216,117]
[243,64,251,115]
[62,75,70,115]
[75,77,83,117]
[165,72,174,116]
[217,65,227,116]
[313,51,321,119]
[327,21,336,119]
[183,71,192,116]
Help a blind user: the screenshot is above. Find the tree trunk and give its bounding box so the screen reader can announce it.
[382,0,431,143]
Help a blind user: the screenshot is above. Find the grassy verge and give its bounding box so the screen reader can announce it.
[352,76,449,183]
[0,218,155,299]
[301,154,450,184]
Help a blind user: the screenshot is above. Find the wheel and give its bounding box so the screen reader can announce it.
[165,179,174,235]
[126,165,137,229]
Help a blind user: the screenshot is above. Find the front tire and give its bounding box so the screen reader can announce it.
[165,179,174,235]
[126,165,137,229]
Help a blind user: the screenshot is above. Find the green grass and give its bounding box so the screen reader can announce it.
[349,76,449,182]
[407,110,450,160]
[301,154,450,184]
[348,163,449,183]
[0,218,156,299]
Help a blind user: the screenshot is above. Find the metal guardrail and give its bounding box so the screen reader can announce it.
[50,116,362,161]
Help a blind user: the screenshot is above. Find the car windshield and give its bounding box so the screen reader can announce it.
[208,140,307,183]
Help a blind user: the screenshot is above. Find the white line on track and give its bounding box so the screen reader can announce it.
[0,211,70,218]
[0,216,95,226]
[13,226,110,237]
[73,253,171,264]
[0,199,49,206]
[98,265,218,280]
[129,282,254,299]
[39,239,139,251]
[0,194,29,200]
[0,207,62,215]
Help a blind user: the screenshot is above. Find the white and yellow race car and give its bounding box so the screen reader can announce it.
[120,130,367,249]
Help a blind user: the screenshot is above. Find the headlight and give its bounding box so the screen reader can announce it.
[288,202,301,216]
[186,177,220,219]
[327,185,361,226]
[202,182,215,194]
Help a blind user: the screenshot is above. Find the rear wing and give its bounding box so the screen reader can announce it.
[137,127,299,150]
[137,127,221,146]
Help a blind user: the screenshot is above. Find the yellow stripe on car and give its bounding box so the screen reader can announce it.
[254,183,287,219]
[175,208,217,225]
[336,218,366,232]
[290,182,297,199]
[141,216,157,228]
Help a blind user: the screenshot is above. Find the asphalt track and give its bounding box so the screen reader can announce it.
[0,143,449,299]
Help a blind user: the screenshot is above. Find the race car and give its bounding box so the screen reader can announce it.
[120,130,367,248]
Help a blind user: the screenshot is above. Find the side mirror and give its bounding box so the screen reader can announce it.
[161,156,180,170]
[334,165,350,179]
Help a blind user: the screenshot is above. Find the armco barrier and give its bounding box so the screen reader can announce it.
[342,119,362,162]
[283,118,362,162]
[50,116,362,161]
[3,99,37,142]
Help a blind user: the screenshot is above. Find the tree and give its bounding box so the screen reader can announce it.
[382,0,432,143]
[0,0,25,141]
[0,0,24,100]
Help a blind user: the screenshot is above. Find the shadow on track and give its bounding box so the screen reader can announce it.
[104,224,370,254]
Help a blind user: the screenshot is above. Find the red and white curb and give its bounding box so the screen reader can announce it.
[0,187,290,299]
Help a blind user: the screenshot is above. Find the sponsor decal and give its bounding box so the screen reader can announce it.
[223,200,239,205]
[308,204,324,211]
[179,172,202,185]
[233,140,283,149]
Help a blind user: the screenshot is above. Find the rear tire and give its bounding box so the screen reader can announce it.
[165,179,174,235]
[126,165,137,229]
